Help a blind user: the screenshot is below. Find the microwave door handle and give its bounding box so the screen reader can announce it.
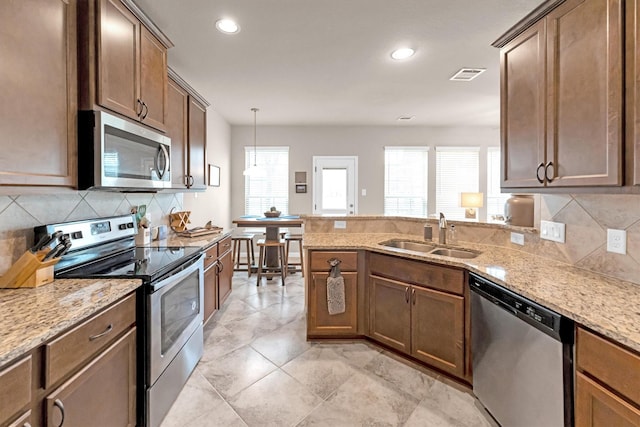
[156,145,169,179]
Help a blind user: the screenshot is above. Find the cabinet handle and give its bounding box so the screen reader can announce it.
[412,288,416,305]
[141,101,149,120]
[53,398,65,427]
[405,286,410,303]
[217,262,224,273]
[544,161,554,183]
[535,162,545,184]
[136,99,144,117]
[205,255,215,259]
[89,324,113,341]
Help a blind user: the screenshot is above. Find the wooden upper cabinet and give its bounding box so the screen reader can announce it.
[498,0,623,190]
[500,20,547,188]
[140,26,168,131]
[98,0,140,121]
[545,0,622,187]
[87,0,169,132]
[0,0,77,187]
[188,98,207,189]
[167,78,189,187]
[627,0,640,186]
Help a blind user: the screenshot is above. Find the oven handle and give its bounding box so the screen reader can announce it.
[150,253,204,293]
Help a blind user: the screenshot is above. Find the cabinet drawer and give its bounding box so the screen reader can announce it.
[45,293,136,388]
[204,244,217,270]
[8,410,31,427]
[369,253,464,295]
[218,236,232,256]
[311,251,358,272]
[577,327,640,405]
[0,356,31,424]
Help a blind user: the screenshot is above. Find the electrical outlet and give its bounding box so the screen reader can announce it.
[540,220,565,243]
[361,189,367,196]
[607,229,626,254]
[510,232,525,246]
[334,220,346,229]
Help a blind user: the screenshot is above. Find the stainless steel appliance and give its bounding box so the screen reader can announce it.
[470,273,574,427]
[78,110,171,191]
[35,215,204,427]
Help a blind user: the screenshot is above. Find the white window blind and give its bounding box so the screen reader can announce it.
[244,147,289,215]
[435,147,479,220]
[487,147,510,222]
[384,146,428,216]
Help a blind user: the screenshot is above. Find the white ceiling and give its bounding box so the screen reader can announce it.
[133,0,542,126]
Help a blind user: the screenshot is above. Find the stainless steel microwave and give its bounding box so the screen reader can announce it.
[78,110,171,191]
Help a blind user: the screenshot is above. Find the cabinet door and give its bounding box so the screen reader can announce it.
[500,19,547,188]
[45,328,136,427]
[308,272,358,337]
[368,276,410,353]
[218,249,233,307]
[0,0,76,187]
[628,0,640,186]
[8,410,31,427]
[546,0,623,187]
[187,98,207,189]
[575,372,640,426]
[203,262,218,324]
[411,286,465,377]
[167,78,189,187]
[98,0,140,121]
[139,26,167,131]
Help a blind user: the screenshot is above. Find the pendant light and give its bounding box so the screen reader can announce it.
[243,107,261,176]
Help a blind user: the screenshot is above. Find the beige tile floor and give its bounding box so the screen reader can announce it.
[160,271,497,427]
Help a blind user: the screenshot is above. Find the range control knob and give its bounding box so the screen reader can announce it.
[118,224,127,230]
[71,231,83,239]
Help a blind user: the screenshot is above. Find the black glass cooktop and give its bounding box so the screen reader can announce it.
[56,244,202,283]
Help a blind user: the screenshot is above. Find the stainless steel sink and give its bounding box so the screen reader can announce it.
[429,248,479,259]
[379,239,481,259]
[380,240,437,253]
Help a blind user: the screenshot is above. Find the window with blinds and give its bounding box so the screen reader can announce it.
[384,146,428,216]
[244,147,289,215]
[487,147,510,222]
[435,147,479,220]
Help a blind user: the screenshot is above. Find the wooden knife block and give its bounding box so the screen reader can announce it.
[0,250,59,288]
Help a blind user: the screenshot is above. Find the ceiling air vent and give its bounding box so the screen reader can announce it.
[449,68,486,81]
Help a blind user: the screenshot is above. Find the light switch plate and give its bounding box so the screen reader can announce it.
[540,220,565,243]
[607,229,626,254]
[334,220,347,229]
[510,232,525,246]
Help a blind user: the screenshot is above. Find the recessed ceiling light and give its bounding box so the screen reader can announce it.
[391,48,415,60]
[215,19,240,34]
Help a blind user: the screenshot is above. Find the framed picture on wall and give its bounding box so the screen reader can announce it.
[295,184,307,193]
[208,164,220,187]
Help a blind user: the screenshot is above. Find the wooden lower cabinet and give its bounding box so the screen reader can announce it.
[8,410,31,427]
[576,372,640,427]
[369,275,465,378]
[203,259,218,324]
[217,248,233,307]
[369,276,410,352]
[45,328,136,427]
[308,271,358,336]
[0,356,31,426]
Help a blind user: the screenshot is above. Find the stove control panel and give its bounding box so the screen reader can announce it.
[35,214,138,253]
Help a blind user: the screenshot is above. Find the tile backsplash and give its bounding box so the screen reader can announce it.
[0,191,183,275]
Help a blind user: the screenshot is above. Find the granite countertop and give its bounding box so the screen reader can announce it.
[149,230,232,250]
[303,232,640,353]
[0,278,142,367]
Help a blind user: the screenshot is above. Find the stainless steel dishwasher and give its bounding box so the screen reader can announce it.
[469,273,574,427]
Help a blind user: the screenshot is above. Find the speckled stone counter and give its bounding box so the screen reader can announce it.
[149,231,231,250]
[0,278,141,367]
[303,232,640,353]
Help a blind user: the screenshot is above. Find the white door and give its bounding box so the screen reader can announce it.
[312,156,358,215]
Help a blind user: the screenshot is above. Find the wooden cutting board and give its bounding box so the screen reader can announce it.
[176,227,223,238]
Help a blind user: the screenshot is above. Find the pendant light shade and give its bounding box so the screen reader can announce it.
[243,108,261,176]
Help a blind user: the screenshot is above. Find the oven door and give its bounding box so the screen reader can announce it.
[148,255,204,386]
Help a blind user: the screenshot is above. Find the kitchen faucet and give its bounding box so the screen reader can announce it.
[439,212,447,244]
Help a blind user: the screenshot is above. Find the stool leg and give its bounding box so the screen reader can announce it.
[244,239,252,277]
[279,245,286,285]
[232,240,238,269]
[285,239,291,274]
[257,246,265,286]
[249,241,255,267]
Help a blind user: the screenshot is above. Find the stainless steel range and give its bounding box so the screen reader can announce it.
[35,214,204,427]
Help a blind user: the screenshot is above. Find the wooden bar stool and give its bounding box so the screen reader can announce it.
[284,234,304,276]
[232,234,255,276]
[256,238,286,286]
